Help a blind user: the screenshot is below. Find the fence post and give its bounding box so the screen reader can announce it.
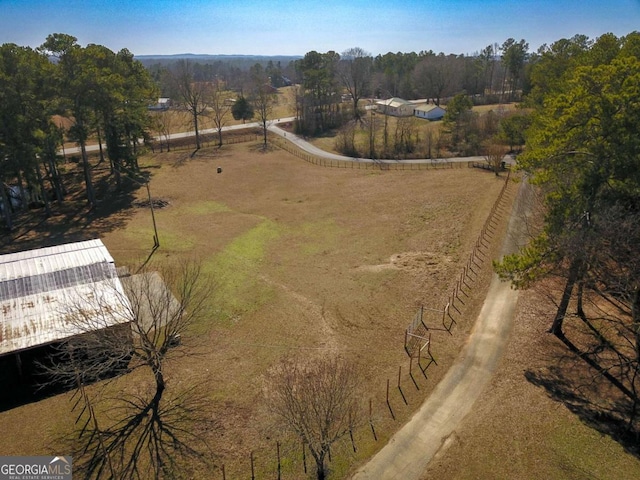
[386,379,395,419]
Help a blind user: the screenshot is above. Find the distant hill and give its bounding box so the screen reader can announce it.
[135,53,302,68]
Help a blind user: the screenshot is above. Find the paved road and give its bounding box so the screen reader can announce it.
[64,118,514,167]
[351,179,530,480]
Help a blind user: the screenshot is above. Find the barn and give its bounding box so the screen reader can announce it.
[0,239,132,403]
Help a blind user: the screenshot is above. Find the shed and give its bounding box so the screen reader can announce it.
[0,239,131,357]
[414,104,446,121]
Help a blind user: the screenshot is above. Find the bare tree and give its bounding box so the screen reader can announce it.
[150,110,181,153]
[483,141,507,175]
[393,116,418,158]
[45,261,213,479]
[264,356,362,480]
[338,47,372,122]
[170,60,209,151]
[413,53,455,106]
[250,67,277,149]
[335,121,358,157]
[207,78,231,147]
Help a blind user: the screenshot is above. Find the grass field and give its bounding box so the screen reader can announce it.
[1,137,638,479]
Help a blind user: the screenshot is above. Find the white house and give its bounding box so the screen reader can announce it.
[414,104,446,121]
[148,97,172,111]
[375,97,415,117]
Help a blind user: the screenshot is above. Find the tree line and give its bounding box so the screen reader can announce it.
[283,40,529,137]
[0,33,537,229]
[0,33,158,228]
[496,31,640,432]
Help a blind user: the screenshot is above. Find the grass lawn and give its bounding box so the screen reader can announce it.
[0,138,638,479]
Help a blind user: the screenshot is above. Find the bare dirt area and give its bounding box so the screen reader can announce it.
[421,281,640,480]
[0,142,511,478]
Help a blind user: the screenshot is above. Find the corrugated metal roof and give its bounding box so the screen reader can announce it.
[0,239,131,355]
[0,239,114,282]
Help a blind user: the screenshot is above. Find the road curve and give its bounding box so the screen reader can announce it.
[64,118,512,166]
[351,179,530,480]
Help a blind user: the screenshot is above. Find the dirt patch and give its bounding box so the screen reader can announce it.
[357,251,450,273]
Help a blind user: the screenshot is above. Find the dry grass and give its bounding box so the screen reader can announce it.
[0,141,509,477]
[2,138,636,479]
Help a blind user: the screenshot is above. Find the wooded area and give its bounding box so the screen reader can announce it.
[495,31,640,434]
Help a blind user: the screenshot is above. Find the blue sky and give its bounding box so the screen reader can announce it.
[1,0,639,56]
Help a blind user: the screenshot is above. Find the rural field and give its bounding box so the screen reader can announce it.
[1,137,638,479]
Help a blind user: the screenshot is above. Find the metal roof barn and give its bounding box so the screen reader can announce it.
[0,239,131,356]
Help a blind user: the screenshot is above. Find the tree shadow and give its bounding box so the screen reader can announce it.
[525,366,640,457]
[54,381,217,479]
[0,168,147,254]
[249,142,276,153]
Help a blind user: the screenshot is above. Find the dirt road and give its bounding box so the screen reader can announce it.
[351,179,530,479]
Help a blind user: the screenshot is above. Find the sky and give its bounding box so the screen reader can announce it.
[1,0,639,57]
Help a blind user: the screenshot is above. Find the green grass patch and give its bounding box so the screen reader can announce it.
[205,219,282,324]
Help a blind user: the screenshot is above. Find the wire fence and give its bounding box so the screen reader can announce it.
[405,168,512,343]
[150,132,259,154]
[268,133,471,170]
[211,163,516,479]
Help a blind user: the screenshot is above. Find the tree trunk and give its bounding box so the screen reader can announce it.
[0,184,12,230]
[96,126,105,166]
[315,454,326,480]
[193,110,201,150]
[262,120,268,148]
[549,260,581,336]
[631,289,640,425]
[16,169,27,211]
[35,164,51,217]
[632,287,640,365]
[80,141,96,207]
[46,155,65,202]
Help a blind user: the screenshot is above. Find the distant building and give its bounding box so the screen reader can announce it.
[375,97,415,117]
[148,97,172,111]
[414,103,446,121]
